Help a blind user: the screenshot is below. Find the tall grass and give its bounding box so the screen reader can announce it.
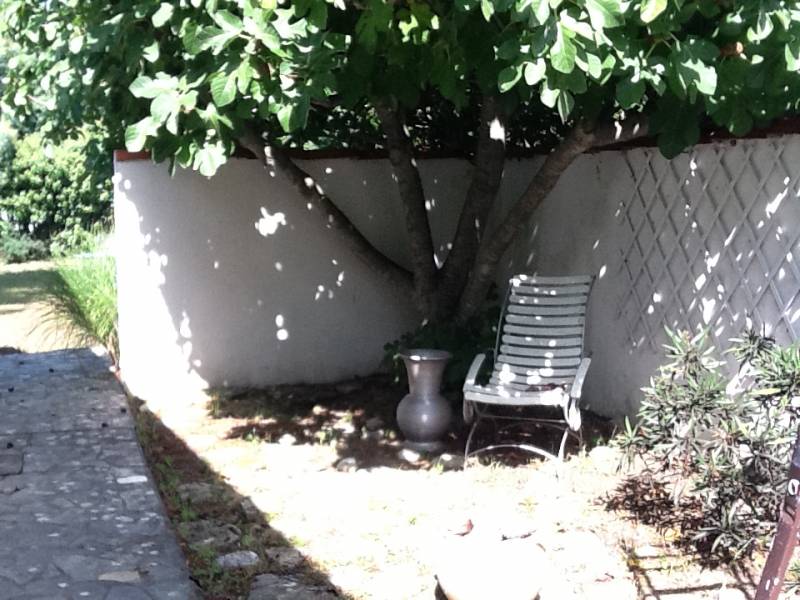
[46,251,119,363]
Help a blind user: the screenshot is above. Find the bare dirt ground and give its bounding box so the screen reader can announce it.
[0,260,75,352]
[138,378,794,600]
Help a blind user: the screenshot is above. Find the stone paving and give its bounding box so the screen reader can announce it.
[0,349,197,600]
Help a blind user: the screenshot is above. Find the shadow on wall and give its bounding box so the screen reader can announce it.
[113,157,470,395]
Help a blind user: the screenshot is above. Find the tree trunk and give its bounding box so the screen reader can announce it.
[434,94,506,319]
[375,101,439,317]
[238,131,414,295]
[454,117,649,323]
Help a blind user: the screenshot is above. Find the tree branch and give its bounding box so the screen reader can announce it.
[434,94,506,318]
[375,100,438,316]
[455,116,649,323]
[239,131,414,294]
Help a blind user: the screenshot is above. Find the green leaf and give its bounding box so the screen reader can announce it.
[152,3,174,27]
[616,77,646,108]
[671,40,718,97]
[125,116,159,152]
[151,92,180,122]
[212,9,244,33]
[531,0,550,24]
[523,59,546,85]
[210,71,237,107]
[236,60,254,94]
[540,82,559,107]
[277,96,310,132]
[129,76,178,99]
[498,65,522,92]
[143,41,160,63]
[193,142,227,177]
[640,0,667,23]
[786,41,800,72]
[551,24,576,74]
[585,0,622,29]
[481,0,494,21]
[185,25,238,55]
[556,89,574,121]
[68,35,83,54]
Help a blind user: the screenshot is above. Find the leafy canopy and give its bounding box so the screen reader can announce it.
[3,0,800,175]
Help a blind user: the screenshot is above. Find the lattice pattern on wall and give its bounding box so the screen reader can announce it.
[616,138,800,353]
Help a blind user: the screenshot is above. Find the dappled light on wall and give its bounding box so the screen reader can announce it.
[616,139,800,354]
[255,208,286,237]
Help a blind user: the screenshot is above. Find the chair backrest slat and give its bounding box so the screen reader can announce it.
[493,274,593,389]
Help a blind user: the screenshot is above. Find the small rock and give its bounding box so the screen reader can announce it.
[361,429,384,442]
[433,453,465,471]
[117,475,148,485]
[0,451,23,476]
[177,482,225,505]
[215,550,260,570]
[398,448,421,463]
[365,417,384,431]
[180,520,241,551]
[335,457,358,472]
[311,405,328,416]
[335,381,363,394]
[332,421,356,435]
[241,498,261,521]
[265,547,304,570]
[98,570,142,583]
[717,587,748,600]
[249,574,338,600]
[0,479,20,495]
[278,433,297,446]
[588,445,620,472]
[437,533,548,600]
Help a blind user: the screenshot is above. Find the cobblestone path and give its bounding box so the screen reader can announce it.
[0,349,197,600]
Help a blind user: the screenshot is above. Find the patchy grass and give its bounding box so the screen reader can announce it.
[0,260,75,352]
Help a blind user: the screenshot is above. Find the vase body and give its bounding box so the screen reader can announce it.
[397,349,452,452]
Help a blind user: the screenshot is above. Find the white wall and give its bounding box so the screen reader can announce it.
[115,135,800,417]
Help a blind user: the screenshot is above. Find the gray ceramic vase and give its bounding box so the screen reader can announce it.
[397,349,452,452]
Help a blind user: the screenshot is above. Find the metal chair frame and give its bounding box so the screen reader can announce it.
[462,275,594,462]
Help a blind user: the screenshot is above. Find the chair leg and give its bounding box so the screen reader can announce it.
[558,427,569,461]
[464,415,482,462]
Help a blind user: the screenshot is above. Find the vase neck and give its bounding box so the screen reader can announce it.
[403,358,447,397]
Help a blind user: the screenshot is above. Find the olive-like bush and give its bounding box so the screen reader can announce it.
[616,329,800,563]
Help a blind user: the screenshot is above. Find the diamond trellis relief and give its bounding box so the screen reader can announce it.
[614,137,800,354]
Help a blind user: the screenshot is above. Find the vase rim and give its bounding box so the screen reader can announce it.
[399,348,452,362]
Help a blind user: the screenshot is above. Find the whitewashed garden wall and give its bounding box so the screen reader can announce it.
[114,134,800,418]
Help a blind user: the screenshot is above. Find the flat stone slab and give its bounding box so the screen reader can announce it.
[0,349,197,600]
[0,451,22,475]
[248,574,339,600]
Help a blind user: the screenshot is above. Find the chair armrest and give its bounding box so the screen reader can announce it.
[464,352,492,388]
[569,357,592,399]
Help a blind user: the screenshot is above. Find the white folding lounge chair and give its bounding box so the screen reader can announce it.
[462,274,594,461]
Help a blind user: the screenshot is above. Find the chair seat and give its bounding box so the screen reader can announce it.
[463,383,568,407]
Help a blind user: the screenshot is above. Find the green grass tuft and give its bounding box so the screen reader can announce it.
[45,251,119,362]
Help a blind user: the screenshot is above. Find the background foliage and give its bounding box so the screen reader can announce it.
[617,328,800,562]
[0,129,112,259]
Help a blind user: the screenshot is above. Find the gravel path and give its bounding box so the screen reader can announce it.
[0,348,197,600]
